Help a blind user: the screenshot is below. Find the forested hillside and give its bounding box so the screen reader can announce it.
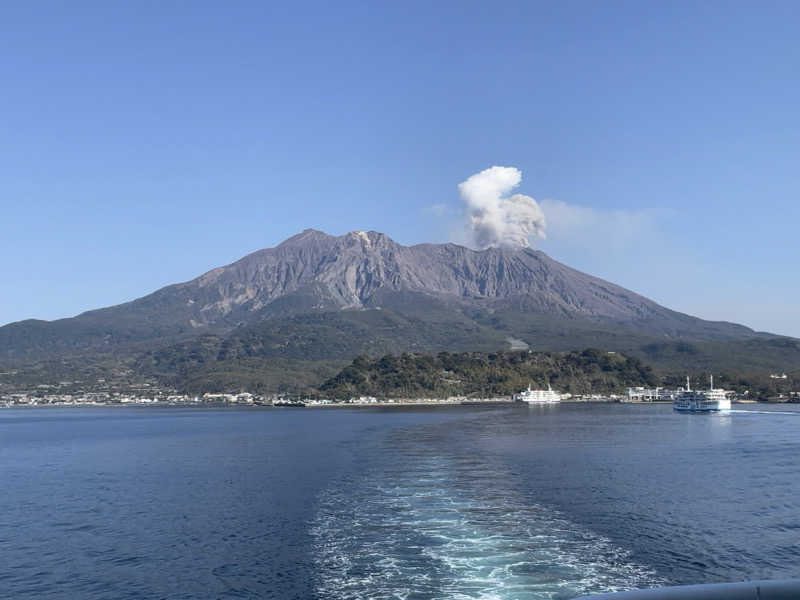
[319,349,658,399]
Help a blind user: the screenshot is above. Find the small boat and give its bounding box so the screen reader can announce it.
[673,375,731,412]
[515,384,561,404]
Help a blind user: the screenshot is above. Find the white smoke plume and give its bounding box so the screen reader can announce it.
[458,166,546,249]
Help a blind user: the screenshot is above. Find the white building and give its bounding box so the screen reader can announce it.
[626,387,676,402]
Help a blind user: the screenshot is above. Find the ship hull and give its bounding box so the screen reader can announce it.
[673,400,731,412]
[520,399,561,404]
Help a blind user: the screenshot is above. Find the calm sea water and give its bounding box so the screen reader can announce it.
[1,403,799,599]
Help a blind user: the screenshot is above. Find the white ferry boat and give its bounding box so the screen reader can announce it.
[673,375,731,412]
[515,384,561,404]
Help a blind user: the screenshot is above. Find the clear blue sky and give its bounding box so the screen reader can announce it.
[2,1,799,335]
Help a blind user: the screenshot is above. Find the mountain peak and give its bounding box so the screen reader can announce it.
[277,228,334,247]
[275,229,398,250]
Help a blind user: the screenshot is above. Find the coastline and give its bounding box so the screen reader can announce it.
[2,398,775,409]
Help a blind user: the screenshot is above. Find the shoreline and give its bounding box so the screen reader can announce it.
[1,399,780,409]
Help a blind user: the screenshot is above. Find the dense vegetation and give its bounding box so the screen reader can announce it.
[3,339,797,399]
[136,309,508,368]
[172,357,347,395]
[3,312,799,397]
[318,349,658,399]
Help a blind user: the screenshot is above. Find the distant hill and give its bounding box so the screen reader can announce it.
[1,229,798,391]
[319,349,659,399]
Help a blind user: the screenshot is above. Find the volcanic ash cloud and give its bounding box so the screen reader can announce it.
[458,166,546,249]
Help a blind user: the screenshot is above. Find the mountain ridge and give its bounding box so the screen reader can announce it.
[1,229,795,387]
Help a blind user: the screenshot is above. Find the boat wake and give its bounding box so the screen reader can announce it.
[311,428,662,599]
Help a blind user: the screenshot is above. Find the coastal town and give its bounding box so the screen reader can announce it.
[0,389,519,407]
[0,378,617,407]
[3,384,799,408]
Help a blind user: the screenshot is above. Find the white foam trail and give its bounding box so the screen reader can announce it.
[312,450,662,599]
[728,410,800,416]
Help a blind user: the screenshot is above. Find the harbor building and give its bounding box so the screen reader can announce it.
[626,387,676,403]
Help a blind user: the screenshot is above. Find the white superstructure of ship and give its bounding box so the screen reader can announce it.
[515,383,561,404]
[673,375,731,412]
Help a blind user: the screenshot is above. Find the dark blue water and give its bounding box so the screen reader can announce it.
[1,404,799,599]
